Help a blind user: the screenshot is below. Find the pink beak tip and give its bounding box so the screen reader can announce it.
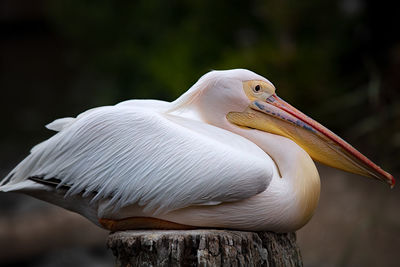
[389,175,395,189]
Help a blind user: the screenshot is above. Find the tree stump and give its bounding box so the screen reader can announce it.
[107,230,302,266]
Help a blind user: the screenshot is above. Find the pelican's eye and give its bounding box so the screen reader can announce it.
[243,80,276,101]
[253,85,261,93]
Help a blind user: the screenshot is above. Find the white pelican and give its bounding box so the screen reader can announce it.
[0,69,394,233]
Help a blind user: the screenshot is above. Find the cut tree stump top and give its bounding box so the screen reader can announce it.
[107,229,302,267]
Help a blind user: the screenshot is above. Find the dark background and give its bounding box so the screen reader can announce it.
[0,0,399,266]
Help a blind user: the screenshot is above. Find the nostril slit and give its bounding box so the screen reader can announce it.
[266,96,275,103]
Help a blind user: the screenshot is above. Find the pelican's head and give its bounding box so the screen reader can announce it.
[172,69,395,187]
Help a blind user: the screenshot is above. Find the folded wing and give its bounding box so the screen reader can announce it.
[1,104,273,215]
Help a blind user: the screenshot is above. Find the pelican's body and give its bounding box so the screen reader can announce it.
[0,69,393,232]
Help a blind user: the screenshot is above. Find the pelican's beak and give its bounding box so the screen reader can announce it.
[227,94,395,187]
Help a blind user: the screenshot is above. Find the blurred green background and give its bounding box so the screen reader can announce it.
[0,0,399,266]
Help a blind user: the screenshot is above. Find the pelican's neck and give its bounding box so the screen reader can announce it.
[223,122,321,229]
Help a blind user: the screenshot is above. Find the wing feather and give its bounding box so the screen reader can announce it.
[1,105,273,215]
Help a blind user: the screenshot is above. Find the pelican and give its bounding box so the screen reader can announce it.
[0,69,394,233]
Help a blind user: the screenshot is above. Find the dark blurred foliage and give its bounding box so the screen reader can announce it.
[1,0,399,266]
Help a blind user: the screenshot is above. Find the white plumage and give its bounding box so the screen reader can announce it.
[1,69,393,232]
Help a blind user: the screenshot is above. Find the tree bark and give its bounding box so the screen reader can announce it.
[107,230,302,267]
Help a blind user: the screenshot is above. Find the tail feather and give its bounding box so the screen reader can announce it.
[0,179,43,192]
[0,136,55,188]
